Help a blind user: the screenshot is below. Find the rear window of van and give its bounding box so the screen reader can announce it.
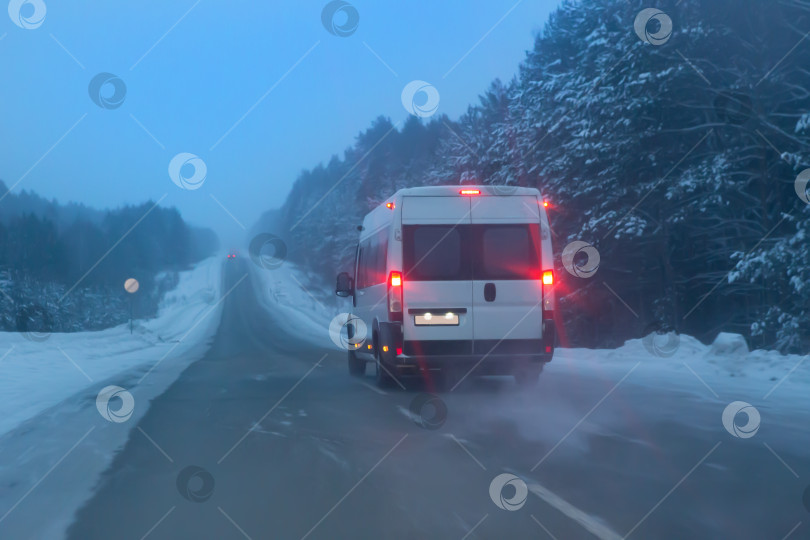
[477,225,540,280]
[403,225,471,281]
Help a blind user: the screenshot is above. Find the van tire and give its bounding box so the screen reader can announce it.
[375,358,393,388]
[348,350,365,376]
[514,366,542,387]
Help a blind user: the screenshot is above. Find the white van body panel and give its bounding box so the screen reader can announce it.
[469,195,539,223]
[401,196,470,224]
[470,195,543,346]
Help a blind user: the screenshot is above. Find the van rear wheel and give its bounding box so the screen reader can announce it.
[348,349,365,376]
[373,331,393,388]
[375,357,394,388]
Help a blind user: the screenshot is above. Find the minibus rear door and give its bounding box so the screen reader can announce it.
[469,195,544,355]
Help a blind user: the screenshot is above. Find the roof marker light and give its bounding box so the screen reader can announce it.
[386,202,395,209]
[460,189,480,195]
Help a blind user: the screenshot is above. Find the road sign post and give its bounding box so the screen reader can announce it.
[124,278,140,334]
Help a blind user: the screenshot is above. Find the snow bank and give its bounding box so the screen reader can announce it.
[0,256,223,439]
[249,260,809,403]
[552,331,809,405]
[249,261,343,350]
[709,332,750,356]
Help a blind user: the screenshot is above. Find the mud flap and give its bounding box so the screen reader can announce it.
[378,322,403,365]
[542,319,556,361]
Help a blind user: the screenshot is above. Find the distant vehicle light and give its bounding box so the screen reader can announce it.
[542,270,554,285]
[460,189,480,195]
[382,346,389,352]
[396,347,403,356]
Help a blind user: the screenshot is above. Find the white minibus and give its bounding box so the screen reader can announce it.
[336,185,556,387]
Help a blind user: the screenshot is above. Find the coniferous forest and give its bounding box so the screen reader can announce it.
[0,180,217,333]
[268,0,810,353]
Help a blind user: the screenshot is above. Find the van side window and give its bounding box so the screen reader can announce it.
[356,245,366,289]
[366,238,377,287]
[353,243,359,283]
[357,237,376,289]
[356,230,390,288]
[375,230,388,285]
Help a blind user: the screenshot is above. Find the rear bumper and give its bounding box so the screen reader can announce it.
[391,354,552,376]
[403,339,548,356]
[377,322,554,375]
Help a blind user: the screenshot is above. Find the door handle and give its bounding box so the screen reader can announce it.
[484,283,496,302]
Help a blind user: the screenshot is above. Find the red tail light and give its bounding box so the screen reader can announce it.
[388,271,403,321]
[543,200,550,207]
[460,189,480,195]
[542,270,554,285]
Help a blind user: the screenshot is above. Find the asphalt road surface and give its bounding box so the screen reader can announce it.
[65,258,809,539]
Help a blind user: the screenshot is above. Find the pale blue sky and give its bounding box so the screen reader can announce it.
[0,0,561,243]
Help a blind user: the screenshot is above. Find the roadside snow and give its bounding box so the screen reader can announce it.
[250,261,341,350]
[550,331,809,412]
[0,256,224,539]
[250,260,809,403]
[0,256,223,439]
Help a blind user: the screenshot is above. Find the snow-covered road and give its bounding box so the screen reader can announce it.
[1,255,808,539]
[0,256,224,538]
[0,256,223,439]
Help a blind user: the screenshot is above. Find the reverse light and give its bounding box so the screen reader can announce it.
[460,189,480,195]
[542,270,554,285]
